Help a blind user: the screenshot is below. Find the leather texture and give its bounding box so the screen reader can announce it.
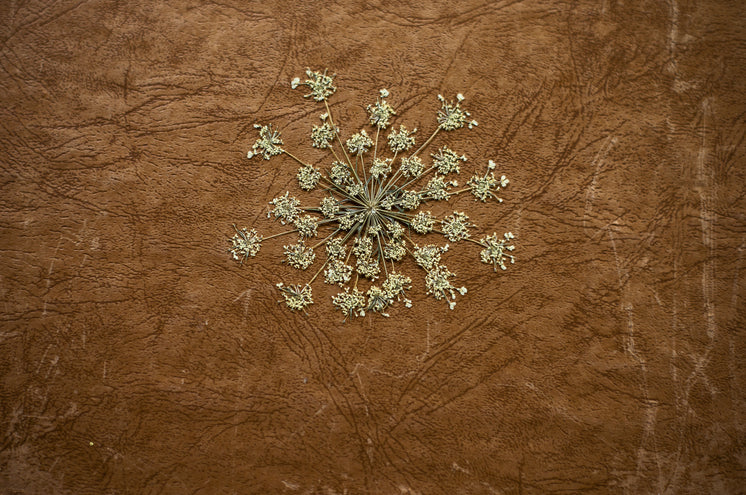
[1,0,745,493]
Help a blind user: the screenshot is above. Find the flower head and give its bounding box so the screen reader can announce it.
[283,240,315,270]
[294,215,319,238]
[268,192,301,224]
[311,116,338,149]
[370,158,392,179]
[480,232,516,271]
[247,124,283,160]
[346,130,373,155]
[277,283,314,312]
[297,164,322,190]
[441,211,472,242]
[400,156,424,178]
[431,146,467,175]
[411,211,436,234]
[387,125,416,153]
[229,227,263,263]
[367,94,395,129]
[332,287,366,319]
[436,93,478,131]
[293,68,336,102]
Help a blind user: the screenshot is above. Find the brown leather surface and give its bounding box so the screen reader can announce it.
[2,0,745,493]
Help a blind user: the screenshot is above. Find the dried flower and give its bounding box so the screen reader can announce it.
[411,211,436,234]
[441,211,472,242]
[480,232,516,271]
[283,240,315,270]
[423,175,457,201]
[332,287,366,319]
[297,164,322,191]
[234,68,517,319]
[437,93,478,131]
[277,283,314,312]
[325,237,346,259]
[229,226,262,263]
[320,196,340,218]
[413,244,448,270]
[294,215,319,238]
[268,192,301,224]
[311,117,337,149]
[293,68,336,102]
[400,156,424,178]
[324,258,353,286]
[247,124,283,160]
[370,158,392,179]
[431,146,466,175]
[367,95,395,129]
[387,124,416,153]
[346,130,373,155]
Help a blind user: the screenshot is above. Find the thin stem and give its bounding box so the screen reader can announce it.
[325,100,354,168]
[373,126,380,162]
[411,127,440,158]
[264,228,299,240]
[282,149,309,167]
[311,228,341,250]
[307,258,329,286]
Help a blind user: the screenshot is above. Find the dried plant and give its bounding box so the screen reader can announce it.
[231,68,516,319]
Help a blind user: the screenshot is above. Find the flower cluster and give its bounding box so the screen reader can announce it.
[231,68,517,319]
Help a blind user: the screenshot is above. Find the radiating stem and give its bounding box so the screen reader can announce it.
[307,258,329,285]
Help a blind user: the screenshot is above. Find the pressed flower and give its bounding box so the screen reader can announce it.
[441,211,472,242]
[247,124,283,160]
[480,232,516,271]
[294,215,319,238]
[431,146,466,175]
[276,283,314,312]
[293,68,336,102]
[297,164,322,191]
[400,155,424,178]
[268,192,301,224]
[436,93,478,131]
[229,227,262,263]
[332,287,366,319]
[346,130,373,155]
[411,211,436,234]
[367,94,395,129]
[387,124,416,153]
[233,68,517,319]
[283,240,315,270]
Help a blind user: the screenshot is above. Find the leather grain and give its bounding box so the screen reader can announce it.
[1,0,745,493]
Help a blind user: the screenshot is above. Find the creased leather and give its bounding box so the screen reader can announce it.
[1,0,745,493]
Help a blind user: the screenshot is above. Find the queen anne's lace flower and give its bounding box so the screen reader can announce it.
[235,68,517,318]
[411,211,436,234]
[367,95,395,129]
[437,93,478,131]
[293,68,336,101]
[277,283,314,312]
[283,240,315,270]
[247,124,283,160]
[229,227,262,263]
[332,287,366,319]
[400,156,424,178]
[268,192,300,224]
[480,232,516,271]
[441,212,472,242]
[387,125,416,153]
[432,146,466,175]
[346,130,373,155]
[294,215,319,238]
[311,117,337,149]
[297,164,322,191]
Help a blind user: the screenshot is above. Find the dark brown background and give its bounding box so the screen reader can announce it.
[2,0,745,493]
